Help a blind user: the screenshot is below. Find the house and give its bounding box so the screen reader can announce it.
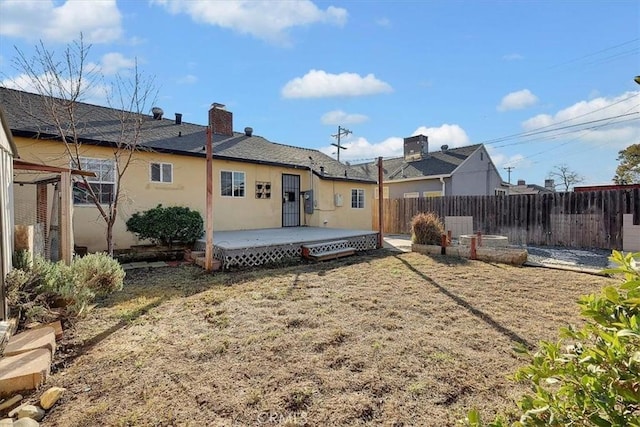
[0,107,18,320]
[507,179,555,195]
[1,87,376,253]
[355,135,504,199]
[574,183,640,192]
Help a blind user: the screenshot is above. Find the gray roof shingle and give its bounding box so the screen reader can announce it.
[0,87,374,183]
[353,144,482,181]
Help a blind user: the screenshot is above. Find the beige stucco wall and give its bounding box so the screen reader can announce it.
[14,137,374,252]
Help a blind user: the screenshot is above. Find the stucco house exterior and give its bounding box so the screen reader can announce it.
[0,107,18,320]
[1,87,376,253]
[355,135,503,199]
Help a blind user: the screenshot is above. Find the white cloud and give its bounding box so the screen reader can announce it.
[321,110,369,125]
[98,53,136,75]
[320,136,403,161]
[412,124,470,148]
[177,74,198,85]
[376,17,391,27]
[487,148,532,170]
[497,89,539,111]
[522,91,640,148]
[282,70,393,98]
[2,72,110,105]
[150,0,347,45]
[319,123,470,161]
[0,0,122,43]
[503,53,523,61]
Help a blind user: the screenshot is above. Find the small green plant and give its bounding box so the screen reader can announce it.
[463,250,640,426]
[72,252,125,297]
[12,249,32,270]
[411,211,445,245]
[126,204,203,247]
[4,253,125,324]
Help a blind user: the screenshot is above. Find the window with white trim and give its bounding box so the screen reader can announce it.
[221,170,245,197]
[351,188,365,208]
[72,157,116,205]
[150,162,173,183]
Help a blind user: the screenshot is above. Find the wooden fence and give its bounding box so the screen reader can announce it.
[372,189,640,250]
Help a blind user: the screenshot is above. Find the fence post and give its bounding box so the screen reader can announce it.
[470,237,477,260]
[441,234,447,255]
[476,231,482,247]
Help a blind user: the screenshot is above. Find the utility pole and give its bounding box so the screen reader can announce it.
[504,166,515,184]
[331,126,352,163]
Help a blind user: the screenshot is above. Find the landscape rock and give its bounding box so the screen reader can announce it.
[13,418,40,427]
[40,387,66,410]
[0,418,13,426]
[0,394,22,412]
[15,405,45,421]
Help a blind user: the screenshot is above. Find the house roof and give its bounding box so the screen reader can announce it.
[353,144,482,181]
[0,106,18,157]
[0,87,374,184]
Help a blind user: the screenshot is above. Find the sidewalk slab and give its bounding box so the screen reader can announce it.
[0,348,51,396]
[3,327,56,358]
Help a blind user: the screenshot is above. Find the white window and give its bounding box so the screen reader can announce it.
[374,186,390,199]
[73,157,116,205]
[495,188,507,196]
[221,171,245,197]
[351,188,364,208]
[423,191,442,198]
[150,162,173,183]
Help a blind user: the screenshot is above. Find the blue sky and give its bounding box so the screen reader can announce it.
[1,0,638,187]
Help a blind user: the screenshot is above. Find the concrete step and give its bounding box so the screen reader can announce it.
[308,247,356,261]
[3,327,56,358]
[0,348,51,397]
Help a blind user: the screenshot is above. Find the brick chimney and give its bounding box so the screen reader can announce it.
[403,134,428,162]
[208,103,233,136]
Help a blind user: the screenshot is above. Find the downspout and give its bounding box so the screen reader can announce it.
[440,177,446,196]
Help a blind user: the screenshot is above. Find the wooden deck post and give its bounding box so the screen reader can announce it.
[441,234,447,255]
[476,231,482,247]
[205,127,214,271]
[377,157,384,248]
[59,171,72,265]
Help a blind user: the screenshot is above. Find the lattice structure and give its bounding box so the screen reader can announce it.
[213,233,379,270]
[219,243,301,269]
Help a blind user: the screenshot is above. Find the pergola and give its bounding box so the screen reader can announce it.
[13,159,94,265]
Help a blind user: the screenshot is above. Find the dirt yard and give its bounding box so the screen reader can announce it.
[35,250,615,426]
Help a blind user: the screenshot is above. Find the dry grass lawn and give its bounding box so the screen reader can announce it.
[37,250,615,426]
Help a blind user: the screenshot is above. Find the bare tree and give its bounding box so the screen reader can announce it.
[7,34,157,255]
[547,164,584,192]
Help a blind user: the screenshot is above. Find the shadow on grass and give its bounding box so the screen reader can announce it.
[395,255,533,349]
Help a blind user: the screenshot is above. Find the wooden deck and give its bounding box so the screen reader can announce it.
[195,227,379,269]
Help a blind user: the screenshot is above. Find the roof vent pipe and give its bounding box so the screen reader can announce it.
[244,127,253,137]
[320,166,325,176]
[151,107,164,120]
[175,113,182,125]
[441,144,448,152]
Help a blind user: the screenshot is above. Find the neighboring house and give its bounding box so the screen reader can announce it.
[355,135,504,199]
[0,107,18,320]
[574,183,640,192]
[507,179,555,195]
[1,87,376,252]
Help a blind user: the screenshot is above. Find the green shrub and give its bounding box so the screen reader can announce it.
[411,212,445,245]
[71,252,125,297]
[12,249,32,270]
[4,253,125,323]
[126,204,204,247]
[464,250,640,426]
